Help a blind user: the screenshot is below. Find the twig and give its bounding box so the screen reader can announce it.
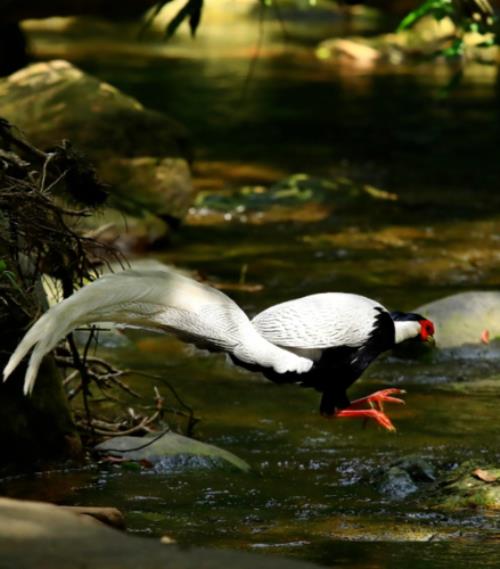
[40,152,55,191]
[0,121,47,162]
[78,386,165,438]
[63,369,79,387]
[67,332,96,443]
[127,370,198,435]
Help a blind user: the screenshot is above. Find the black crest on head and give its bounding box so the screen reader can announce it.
[390,311,425,322]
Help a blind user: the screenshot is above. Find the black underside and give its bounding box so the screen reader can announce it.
[232,307,396,416]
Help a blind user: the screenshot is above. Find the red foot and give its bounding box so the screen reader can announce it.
[349,388,406,412]
[334,408,396,432]
[326,388,406,432]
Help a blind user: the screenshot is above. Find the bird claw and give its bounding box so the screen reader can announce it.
[370,409,396,431]
[326,388,405,432]
[333,408,396,432]
[350,388,406,411]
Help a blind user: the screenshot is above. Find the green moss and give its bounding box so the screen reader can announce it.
[433,461,500,511]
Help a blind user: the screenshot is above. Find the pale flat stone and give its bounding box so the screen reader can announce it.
[0,497,323,569]
[96,432,251,472]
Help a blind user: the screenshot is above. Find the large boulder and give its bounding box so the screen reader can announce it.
[0,60,195,245]
[415,291,500,350]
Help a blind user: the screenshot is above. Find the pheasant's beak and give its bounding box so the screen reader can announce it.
[419,319,435,345]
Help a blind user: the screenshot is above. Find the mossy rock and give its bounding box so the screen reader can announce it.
[372,455,500,511]
[415,291,500,351]
[95,432,251,473]
[191,174,397,224]
[0,60,195,240]
[371,454,437,500]
[394,291,500,360]
[433,461,500,511]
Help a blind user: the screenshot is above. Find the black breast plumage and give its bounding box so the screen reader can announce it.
[247,300,396,415]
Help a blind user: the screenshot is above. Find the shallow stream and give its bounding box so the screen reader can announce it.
[4,5,500,567]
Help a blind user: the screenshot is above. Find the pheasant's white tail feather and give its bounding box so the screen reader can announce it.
[3,268,315,396]
[3,273,126,394]
[3,303,76,394]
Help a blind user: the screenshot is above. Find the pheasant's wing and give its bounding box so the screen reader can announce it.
[4,269,312,395]
[252,293,387,351]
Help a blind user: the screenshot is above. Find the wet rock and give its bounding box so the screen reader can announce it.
[394,291,500,361]
[317,16,498,65]
[0,60,195,246]
[95,432,251,472]
[415,291,500,351]
[60,505,126,530]
[394,456,437,482]
[189,174,397,225]
[317,38,381,65]
[0,497,323,569]
[374,455,436,500]
[373,456,500,511]
[434,460,500,510]
[378,467,419,500]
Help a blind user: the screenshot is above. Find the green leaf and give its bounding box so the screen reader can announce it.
[441,38,464,58]
[398,0,453,31]
[398,0,438,30]
[0,260,6,272]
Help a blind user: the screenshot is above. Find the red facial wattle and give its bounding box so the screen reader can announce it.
[419,319,435,342]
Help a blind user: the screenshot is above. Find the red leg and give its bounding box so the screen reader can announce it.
[348,388,406,411]
[332,408,396,432]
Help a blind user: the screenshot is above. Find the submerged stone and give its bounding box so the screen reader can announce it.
[392,455,437,483]
[378,467,419,500]
[373,454,436,500]
[189,174,397,225]
[95,432,251,473]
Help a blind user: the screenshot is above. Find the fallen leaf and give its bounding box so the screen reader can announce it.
[481,329,490,344]
[473,468,498,483]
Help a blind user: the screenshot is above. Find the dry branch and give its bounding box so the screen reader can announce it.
[0,117,198,452]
